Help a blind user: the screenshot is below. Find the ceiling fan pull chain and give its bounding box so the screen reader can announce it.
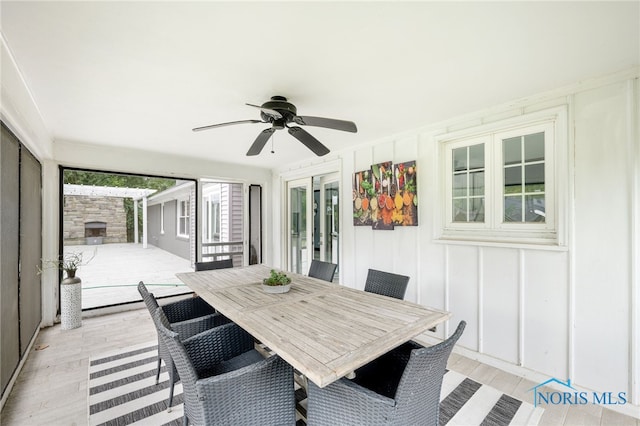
[271,132,275,154]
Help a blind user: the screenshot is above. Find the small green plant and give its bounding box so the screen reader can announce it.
[263,269,292,286]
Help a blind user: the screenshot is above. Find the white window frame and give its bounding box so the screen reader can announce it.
[493,122,555,233]
[445,135,492,231]
[203,189,221,242]
[177,198,190,239]
[160,202,165,235]
[438,106,567,245]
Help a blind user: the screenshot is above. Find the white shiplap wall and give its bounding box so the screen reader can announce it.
[275,69,639,410]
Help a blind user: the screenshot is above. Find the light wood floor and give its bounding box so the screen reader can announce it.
[1,308,639,425]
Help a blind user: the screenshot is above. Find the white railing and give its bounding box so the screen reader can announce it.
[202,240,243,264]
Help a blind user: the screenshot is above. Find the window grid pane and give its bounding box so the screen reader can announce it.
[502,132,545,223]
[452,144,485,223]
[178,200,190,236]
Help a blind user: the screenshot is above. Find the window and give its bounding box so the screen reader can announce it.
[160,203,165,234]
[452,141,486,223]
[502,131,546,223]
[177,199,190,238]
[203,191,221,242]
[201,181,245,264]
[441,108,565,244]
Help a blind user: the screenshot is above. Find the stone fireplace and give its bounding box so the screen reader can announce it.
[84,221,106,245]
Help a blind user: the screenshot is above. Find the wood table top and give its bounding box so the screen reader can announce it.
[177,264,451,388]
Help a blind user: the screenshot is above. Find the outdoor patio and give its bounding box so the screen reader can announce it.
[65,243,193,310]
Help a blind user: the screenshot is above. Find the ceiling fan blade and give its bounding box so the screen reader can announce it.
[192,119,263,132]
[245,103,283,120]
[246,128,276,156]
[288,126,330,156]
[293,116,357,133]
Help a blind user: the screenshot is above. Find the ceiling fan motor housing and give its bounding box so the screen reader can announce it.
[260,96,297,128]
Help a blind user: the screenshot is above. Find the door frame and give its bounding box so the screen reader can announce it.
[317,172,340,264]
[279,159,342,279]
[286,177,313,273]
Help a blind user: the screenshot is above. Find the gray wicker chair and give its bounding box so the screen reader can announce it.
[307,321,466,426]
[308,260,338,282]
[364,269,410,300]
[152,307,296,426]
[194,258,233,271]
[138,281,229,411]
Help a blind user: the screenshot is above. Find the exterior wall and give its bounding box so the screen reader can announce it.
[274,71,639,409]
[221,183,244,266]
[63,195,127,244]
[150,183,244,265]
[148,200,190,260]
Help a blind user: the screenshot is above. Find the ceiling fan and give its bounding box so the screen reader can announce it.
[192,96,357,156]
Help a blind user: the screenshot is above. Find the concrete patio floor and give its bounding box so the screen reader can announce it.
[64,243,193,309]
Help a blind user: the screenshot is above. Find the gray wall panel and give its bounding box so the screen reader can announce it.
[1,124,20,394]
[19,148,42,355]
[148,200,189,260]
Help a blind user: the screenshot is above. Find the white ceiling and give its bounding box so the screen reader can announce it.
[1,1,638,169]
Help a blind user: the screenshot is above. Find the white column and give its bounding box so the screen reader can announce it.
[142,196,148,249]
[41,160,60,326]
[133,199,139,244]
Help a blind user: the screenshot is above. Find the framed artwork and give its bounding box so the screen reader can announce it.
[371,161,394,230]
[353,169,373,226]
[352,160,418,229]
[393,161,418,226]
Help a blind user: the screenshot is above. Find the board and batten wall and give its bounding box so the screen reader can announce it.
[276,70,639,409]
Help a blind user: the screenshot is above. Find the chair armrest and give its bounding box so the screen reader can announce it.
[182,322,255,373]
[194,355,295,425]
[307,378,395,425]
[171,312,231,340]
[161,296,215,323]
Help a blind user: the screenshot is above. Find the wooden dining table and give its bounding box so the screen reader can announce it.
[176,264,451,388]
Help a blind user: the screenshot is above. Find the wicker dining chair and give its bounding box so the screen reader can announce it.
[363,269,410,300]
[152,306,297,426]
[137,281,229,411]
[194,258,233,271]
[307,321,466,426]
[308,260,338,282]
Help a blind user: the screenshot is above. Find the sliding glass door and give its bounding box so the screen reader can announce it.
[286,173,340,278]
[287,178,312,274]
[316,173,339,268]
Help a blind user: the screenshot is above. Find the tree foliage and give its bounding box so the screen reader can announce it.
[64,170,176,192]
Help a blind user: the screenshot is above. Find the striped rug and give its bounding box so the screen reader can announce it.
[88,342,544,426]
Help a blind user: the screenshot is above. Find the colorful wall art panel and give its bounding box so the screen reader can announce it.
[353,169,373,226]
[393,161,418,226]
[371,161,395,230]
[352,161,418,229]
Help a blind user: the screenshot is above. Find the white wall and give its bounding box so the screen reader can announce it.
[275,69,639,410]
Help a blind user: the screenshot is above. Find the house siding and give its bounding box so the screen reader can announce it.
[148,200,190,260]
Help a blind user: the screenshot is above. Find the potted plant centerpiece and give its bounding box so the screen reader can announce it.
[40,250,94,330]
[262,269,292,294]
